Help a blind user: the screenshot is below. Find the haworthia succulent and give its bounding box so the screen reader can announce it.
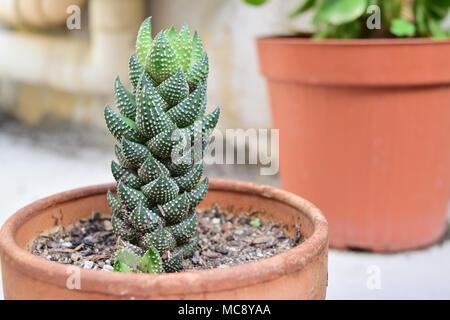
[104,17,220,273]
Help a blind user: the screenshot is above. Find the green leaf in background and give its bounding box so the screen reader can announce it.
[314,0,367,25]
[390,19,416,37]
[250,218,261,228]
[414,0,428,35]
[428,0,450,20]
[428,18,447,39]
[338,20,362,38]
[139,247,163,274]
[241,0,449,38]
[379,0,402,26]
[289,0,316,18]
[243,0,269,6]
[314,20,361,39]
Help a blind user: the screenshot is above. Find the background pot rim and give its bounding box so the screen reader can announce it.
[256,37,450,86]
[0,178,328,298]
[257,36,450,47]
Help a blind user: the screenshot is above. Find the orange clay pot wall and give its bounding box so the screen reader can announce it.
[257,38,450,252]
[0,179,328,299]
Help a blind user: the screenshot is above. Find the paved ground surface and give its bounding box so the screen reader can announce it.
[0,119,449,299]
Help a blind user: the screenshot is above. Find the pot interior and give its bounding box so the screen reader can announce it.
[15,184,315,252]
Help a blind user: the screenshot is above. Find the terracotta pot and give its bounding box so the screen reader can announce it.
[257,37,450,252]
[0,179,328,299]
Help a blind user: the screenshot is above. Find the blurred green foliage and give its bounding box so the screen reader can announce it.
[243,0,450,38]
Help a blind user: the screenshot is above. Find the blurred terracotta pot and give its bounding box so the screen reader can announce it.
[257,37,450,252]
[0,179,328,300]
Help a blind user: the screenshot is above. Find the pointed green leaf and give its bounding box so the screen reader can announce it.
[114,76,137,120]
[137,154,170,183]
[156,69,189,107]
[141,175,179,204]
[136,17,152,66]
[135,63,159,95]
[146,31,181,83]
[166,82,206,128]
[135,72,168,109]
[111,161,142,189]
[118,239,145,256]
[117,182,148,211]
[129,54,145,93]
[175,24,193,71]
[161,193,190,225]
[185,53,209,91]
[114,260,132,272]
[107,190,122,217]
[130,202,163,233]
[121,137,150,167]
[140,226,176,253]
[166,211,197,244]
[187,178,209,208]
[146,126,183,159]
[164,139,210,176]
[190,31,203,68]
[115,144,134,169]
[139,247,163,274]
[179,232,199,258]
[135,82,174,139]
[173,164,203,192]
[104,105,142,143]
[185,107,220,144]
[163,158,192,177]
[111,213,136,240]
[162,248,183,272]
[115,247,142,269]
[166,26,178,46]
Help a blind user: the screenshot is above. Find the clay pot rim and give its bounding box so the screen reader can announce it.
[257,36,450,47]
[0,178,328,298]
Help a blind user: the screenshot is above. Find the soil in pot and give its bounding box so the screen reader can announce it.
[30,204,301,272]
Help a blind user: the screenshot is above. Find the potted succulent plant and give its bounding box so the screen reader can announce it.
[246,0,450,251]
[0,17,328,299]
